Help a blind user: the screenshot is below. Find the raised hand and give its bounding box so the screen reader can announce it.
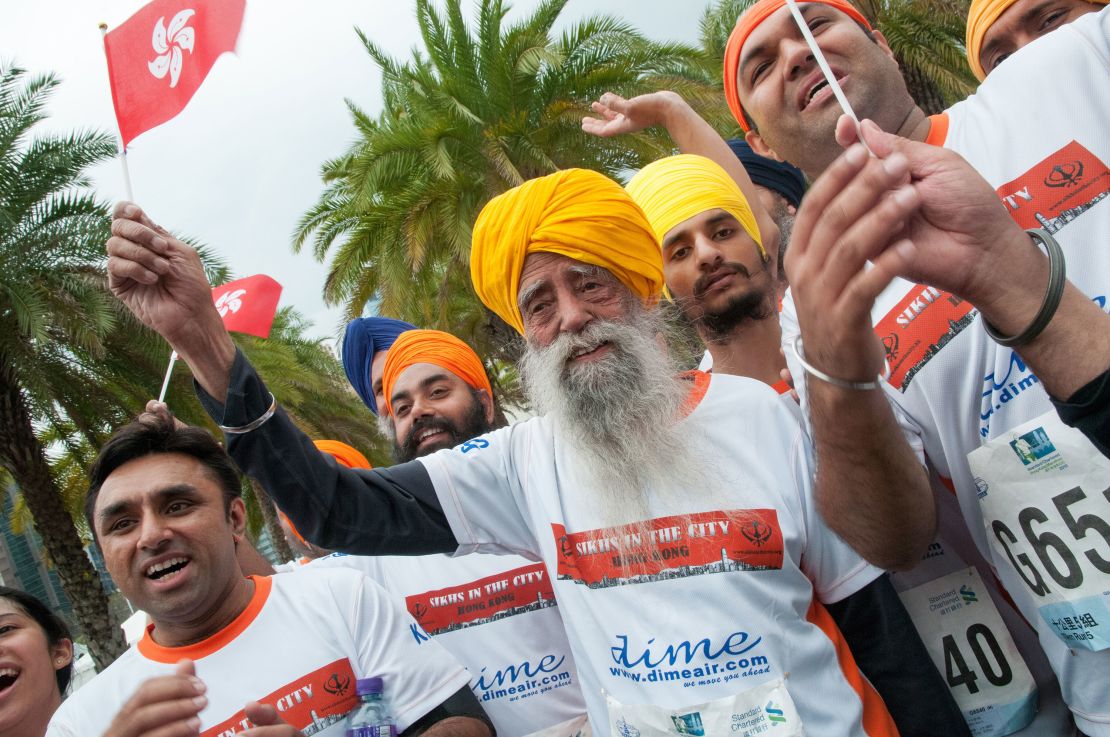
[103,659,206,737]
[834,117,1029,308]
[786,140,920,381]
[581,91,682,138]
[106,202,236,400]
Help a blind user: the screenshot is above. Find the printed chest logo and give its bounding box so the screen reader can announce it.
[552,510,784,589]
[609,630,771,688]
[996,140,1108,232]
[202,659,356,736]
[404,562,556,637]
[874,284,976,392]
[474,652,575,704]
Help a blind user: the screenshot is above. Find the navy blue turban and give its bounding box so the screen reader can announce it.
[342,316,417,414]
[726,138,807,209]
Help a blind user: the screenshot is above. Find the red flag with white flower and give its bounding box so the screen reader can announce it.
[212,274,281,338]
[103,0,246,148]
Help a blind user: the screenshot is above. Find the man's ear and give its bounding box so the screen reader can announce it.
[479,390,495,426]
[745,129,782,162]
[228,497,247,537]
[871,29,897,62]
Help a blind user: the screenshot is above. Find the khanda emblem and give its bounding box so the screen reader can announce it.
[411,601,429,621]
[1044,160,1084,188]
[559,535,575,559]
[881,332,900,362]
[741,520,773,547]
[323,671,351,697]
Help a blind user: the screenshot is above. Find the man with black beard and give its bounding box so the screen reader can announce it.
[281,329,592,737]
[105,164,969,735]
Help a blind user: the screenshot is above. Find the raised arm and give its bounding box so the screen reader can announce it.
[844,118,1110,406]
[106,203,456,555]
[582,91,780,262]
[785,141,935,571]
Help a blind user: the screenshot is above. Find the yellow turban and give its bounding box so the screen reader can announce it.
[966,0,1108,80]
[470,169,664,335]
[626,154,765,261]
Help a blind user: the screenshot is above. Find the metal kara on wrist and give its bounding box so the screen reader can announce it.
[219,392,277,434]
[983,228,1066,348]
[790,335,890,391]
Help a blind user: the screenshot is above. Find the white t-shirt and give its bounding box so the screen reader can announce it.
[47,569,471,737]
[782,9,1110,735]
[419,371,888,737]
[308,551,590,737]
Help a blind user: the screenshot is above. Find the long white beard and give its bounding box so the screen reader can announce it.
[519,304,720,527]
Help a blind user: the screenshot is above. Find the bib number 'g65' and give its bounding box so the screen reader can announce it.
[969,412,1110,651]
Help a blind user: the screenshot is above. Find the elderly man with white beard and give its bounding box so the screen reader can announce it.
[104,169,953,736]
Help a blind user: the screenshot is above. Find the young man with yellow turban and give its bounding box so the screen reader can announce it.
[104,161,974,734]
[722,1,1110,733]
[966,0,1107,80]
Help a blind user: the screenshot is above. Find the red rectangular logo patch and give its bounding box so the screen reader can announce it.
[202,659,357,736]
[995,140,1109,232]
[404,562,556,635]
[874,284,976,392]
[553,510,783,588]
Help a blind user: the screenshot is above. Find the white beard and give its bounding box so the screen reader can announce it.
[519,303,721,527]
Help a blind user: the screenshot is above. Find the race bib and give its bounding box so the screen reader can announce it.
[898,568,1036,735]
[969,411,1110,651]
[523,715,592,737]
[605,679,803,736]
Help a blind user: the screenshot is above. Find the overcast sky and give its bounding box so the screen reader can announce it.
[2,1,711,341]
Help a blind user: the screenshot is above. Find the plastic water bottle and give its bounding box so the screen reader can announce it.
[346,677,397,737]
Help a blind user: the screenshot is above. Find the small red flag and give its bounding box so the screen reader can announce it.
[103,0,246,148]
[212,274,281,338]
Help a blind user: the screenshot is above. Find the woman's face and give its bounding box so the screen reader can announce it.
[0,599,72,735]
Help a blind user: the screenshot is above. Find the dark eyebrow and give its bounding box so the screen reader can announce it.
[738,3,821,82]
[390,372,453,408]
[97,484,200,524]
[662,212,738,250]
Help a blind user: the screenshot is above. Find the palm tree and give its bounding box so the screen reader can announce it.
[699,0,976,118]
[295,0,716,362]
[0,63,132,667]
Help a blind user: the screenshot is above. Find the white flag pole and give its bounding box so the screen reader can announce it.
[782,0,875,157]
[157,351,179,404]
[98,23,136,201]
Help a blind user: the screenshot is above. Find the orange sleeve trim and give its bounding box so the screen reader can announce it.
[138,575,273,663]
[770,379,792,396]
[679,370,712,417]
[807,598,900,737]
[924,113,950,148]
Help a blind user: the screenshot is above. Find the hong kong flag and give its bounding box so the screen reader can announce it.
[103,0,246,148]
[212,274,281,339]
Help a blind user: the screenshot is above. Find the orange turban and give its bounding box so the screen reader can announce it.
[965,0,1107,81]
[470,169,664,335]
[280,440,372,548]
[381,329,492,417]
[724,0,872,132]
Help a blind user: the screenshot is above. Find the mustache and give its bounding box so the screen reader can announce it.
[402,415,458,448]
[693,262,750,299]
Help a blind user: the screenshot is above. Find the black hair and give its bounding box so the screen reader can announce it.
[0,587,73,694]
[85,411,243,540]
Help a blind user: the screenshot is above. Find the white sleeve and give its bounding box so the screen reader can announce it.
[788,425,884,604]
[780,288,927,466]
[342,571,472,731]
[44,715,77,737]
[418,423,541,559]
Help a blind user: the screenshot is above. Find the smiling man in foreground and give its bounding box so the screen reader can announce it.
[47,410,491,737]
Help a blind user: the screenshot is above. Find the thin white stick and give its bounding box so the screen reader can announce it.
[783,0,875,156]
[157,351,178,404]
[99,23,136,200]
